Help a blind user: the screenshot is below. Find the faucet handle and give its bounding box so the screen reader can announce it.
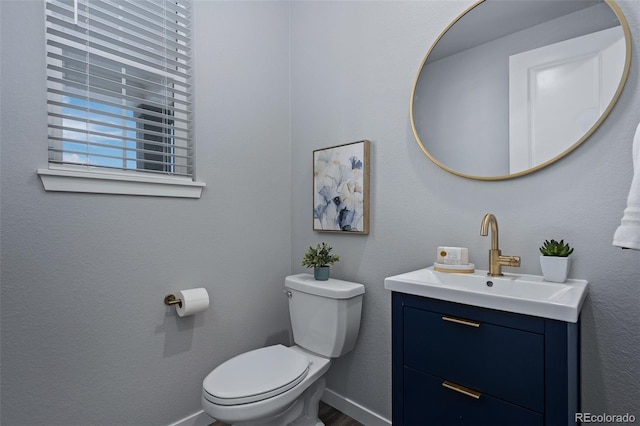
[500,255,521,267]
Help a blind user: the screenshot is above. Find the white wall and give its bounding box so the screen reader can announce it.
[1,1,639,425]
[291,0,640,421]
[0,1,292,424]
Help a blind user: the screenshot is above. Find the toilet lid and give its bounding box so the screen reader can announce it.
[203,345,309,406]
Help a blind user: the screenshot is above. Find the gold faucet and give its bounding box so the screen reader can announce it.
[480,213,521,276]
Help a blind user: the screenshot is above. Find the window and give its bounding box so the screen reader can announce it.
[38,0,204,198]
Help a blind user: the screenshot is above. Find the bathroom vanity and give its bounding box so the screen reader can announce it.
[385,267,588,426]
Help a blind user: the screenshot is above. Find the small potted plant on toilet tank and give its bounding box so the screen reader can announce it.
[302,242,340,281]
[539,239,573,283]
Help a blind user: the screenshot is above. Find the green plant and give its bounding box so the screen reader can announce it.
[539,239,574,257]
[301,242,340,268]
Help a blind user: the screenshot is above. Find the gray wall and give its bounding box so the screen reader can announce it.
[1,1,639,425]
[291,0,639,420]
[1,1,292,424]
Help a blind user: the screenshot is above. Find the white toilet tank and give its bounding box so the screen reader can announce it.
[285,274,365,358]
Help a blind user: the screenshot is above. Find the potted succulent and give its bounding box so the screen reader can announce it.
[539,239,574,283]
[302,242,340,281]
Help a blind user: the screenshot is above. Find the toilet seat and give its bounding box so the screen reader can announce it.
[203,344,310,406]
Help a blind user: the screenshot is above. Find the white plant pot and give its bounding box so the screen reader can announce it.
[540,255,571,283]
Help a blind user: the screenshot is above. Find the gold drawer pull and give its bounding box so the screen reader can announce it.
[442,316,481,328]
[442,381,482,399]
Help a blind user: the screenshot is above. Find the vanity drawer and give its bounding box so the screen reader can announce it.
[404,367,543,426]
[403,306,544,413]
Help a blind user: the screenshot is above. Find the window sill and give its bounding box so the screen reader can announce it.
[37,168,205,198]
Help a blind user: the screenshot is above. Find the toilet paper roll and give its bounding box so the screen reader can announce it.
[176,288,210,317]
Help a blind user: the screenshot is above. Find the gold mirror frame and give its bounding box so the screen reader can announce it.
[410,0,632,181]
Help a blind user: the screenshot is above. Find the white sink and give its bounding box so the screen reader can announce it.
[384,267,588,322]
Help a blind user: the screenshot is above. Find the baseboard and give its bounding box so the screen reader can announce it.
[168,410,214,426]
[168,389,391,426]
[321,388,391,426]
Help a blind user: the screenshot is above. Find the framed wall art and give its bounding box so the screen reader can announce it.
[313,140,370,234]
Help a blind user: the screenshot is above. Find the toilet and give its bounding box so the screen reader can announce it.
[202,273,365,426]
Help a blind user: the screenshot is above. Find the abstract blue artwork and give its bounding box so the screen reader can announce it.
[313,140,370,234]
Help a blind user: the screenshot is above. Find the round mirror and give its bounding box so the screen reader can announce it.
[410,0,631,180]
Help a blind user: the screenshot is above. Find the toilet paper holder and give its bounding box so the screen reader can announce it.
[164,294,182,308]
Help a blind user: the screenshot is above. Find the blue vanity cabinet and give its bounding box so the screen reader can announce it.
[392,292,580,426]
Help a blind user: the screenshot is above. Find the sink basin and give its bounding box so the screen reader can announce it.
[384,267,588,322]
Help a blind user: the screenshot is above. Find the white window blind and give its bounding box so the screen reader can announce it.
[45,0,193,178]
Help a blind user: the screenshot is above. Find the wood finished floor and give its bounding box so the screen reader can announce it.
[210,401,363,426]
